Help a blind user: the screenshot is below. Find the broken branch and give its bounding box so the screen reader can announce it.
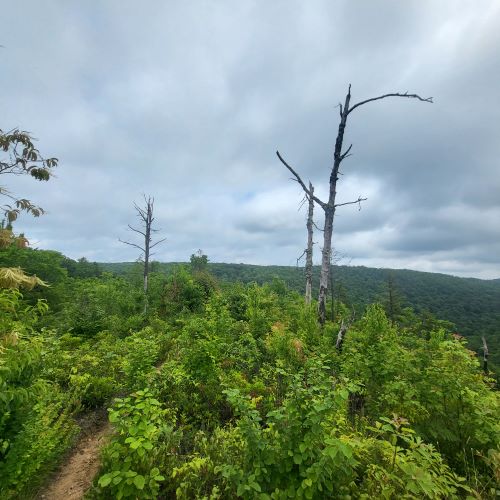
[348,92,433,115]
[150,237,167,249]
[276,150,326,209]
[119,238,145,252]
[334,196,367,209]
[340,144,353,161]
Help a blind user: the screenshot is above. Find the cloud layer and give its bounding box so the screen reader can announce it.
[2,0,499,278]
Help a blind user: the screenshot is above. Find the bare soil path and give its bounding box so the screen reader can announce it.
[37,418,112,500]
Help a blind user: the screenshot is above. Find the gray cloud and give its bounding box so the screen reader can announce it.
[1,0,499,278]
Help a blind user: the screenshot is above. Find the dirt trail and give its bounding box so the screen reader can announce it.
[38,419,112,500]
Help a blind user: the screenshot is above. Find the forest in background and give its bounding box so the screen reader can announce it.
[101,260,500,371]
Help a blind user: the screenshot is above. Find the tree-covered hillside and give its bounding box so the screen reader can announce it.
[100,261,500,369]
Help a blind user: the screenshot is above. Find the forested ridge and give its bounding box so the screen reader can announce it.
[101,261,500,370]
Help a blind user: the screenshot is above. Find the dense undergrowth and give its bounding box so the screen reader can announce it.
[0,246,499,498]
[101,261,500,370]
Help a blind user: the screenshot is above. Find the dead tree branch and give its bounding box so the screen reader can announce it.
[127,224,146,237]
[348,92,433,115]
[335,196,367,209]
[312,220,324,232]
[296,249,307,266]
[276,151,326,209]
[340,144,353,161]
[118,239,145,252]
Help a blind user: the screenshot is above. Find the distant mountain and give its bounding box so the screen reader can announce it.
[100,261,500,370]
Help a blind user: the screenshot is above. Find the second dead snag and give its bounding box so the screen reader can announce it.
[119,195,166,312]
[277,84,432,325]
[304,182,314,305]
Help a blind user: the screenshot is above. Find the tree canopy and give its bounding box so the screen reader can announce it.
[0,128,58,223]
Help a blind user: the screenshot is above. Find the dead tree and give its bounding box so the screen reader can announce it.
[304,183,314,304]
[336,319,348,352]
[336,306,356,352]
[481,336,489,374]
[119,195,166,311]
[277,85,432,325]
[297,182,315,304]
[295,182,315,304]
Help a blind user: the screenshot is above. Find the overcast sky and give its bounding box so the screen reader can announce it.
[2,1,499,278]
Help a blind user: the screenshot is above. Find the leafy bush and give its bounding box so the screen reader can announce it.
[122,328,163,390]
[160,266,208,318]
[0,384,79,498]
[340,304,500,478]
[55,275,143,336]
[168,361,474,499]
[96,390,180,499]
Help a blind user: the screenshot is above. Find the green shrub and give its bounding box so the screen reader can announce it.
[97,389,180,499]
[0,384,79,498]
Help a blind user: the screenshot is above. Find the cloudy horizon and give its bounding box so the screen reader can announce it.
[2,1,499,279]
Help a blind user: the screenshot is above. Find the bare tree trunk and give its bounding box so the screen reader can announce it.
[330,257,335,321]
[482,336,489,374]
[143,203,150,293]
[318,208,334,324]
[336,319,348,352]
[305,182,314,305]
[318,89,352,324]
[142,201,152,312]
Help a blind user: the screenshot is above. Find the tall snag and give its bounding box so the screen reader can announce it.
[296,183,316,304]
[304,182,314,305]
[295,182,315,305]
[481,336,489,374]
[120,195,166,312]
[278,85,432,325]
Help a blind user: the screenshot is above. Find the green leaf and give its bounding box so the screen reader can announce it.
[129,439,141,449]
[98,474,112,487]
[249,481,261,492]
[133,474,145,490]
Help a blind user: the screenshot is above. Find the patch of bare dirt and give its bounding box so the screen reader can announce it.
[37,418,112,500]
